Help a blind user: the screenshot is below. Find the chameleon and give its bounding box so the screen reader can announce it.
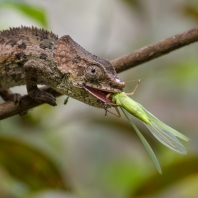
[0,26,125,111]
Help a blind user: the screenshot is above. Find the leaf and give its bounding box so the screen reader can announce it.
[121,107,162,174]
[0,0,47,27]
[132,156,198,197]
[0,136,67,191]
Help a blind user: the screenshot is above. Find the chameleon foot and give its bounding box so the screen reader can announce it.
[0,89,22,105]
[29,90,57,106]
[12,93,22,105]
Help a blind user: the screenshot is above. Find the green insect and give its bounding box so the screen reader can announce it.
[112,92,189,154]
[108,82,189,173]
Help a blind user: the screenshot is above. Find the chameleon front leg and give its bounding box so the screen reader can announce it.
[24,60,57,106]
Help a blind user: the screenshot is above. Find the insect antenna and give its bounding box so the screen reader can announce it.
[126,79,140,96]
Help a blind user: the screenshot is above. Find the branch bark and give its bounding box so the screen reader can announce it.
[112,26,198,73]
[1,26,198,120]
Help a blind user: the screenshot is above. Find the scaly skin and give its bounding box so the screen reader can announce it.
[0,26,125,109]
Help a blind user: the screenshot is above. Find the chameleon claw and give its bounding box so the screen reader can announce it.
[64,96,69,105]
[29,90,57,106]
[12,93,22,105]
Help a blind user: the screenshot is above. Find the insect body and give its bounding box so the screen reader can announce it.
[112,92,189,155]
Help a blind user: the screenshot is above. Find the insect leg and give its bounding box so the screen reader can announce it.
[105,108,121,117]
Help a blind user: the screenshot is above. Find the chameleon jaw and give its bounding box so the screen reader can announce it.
[83,85,121,104]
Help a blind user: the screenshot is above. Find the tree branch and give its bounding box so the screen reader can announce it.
[0,88,61,120]
[1,26,198,120]
[111,26,198,73]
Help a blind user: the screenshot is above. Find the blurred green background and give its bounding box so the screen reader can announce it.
[0,0,198,197]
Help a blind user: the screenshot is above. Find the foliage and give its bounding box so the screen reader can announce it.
[0,0,47,27]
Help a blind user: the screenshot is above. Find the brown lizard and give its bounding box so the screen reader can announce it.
[0,26,125,111]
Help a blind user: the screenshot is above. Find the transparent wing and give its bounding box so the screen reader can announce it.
[151,117,189,141]
[118,96,189,155]
[138,103,189,141]
[144,121,187,154]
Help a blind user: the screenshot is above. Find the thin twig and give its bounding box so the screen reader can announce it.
[0,88,61,120]
[1,27,198,120]
[111,26,198,73]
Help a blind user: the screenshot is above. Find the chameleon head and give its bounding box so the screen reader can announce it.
[53,35,125,108]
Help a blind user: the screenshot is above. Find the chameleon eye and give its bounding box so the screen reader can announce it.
[85,65,104,81]
[91,68,96,73]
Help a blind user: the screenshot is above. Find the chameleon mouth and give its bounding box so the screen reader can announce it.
[84,85,120,103]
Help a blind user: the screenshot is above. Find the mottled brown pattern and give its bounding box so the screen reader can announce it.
[18,42,27,49]
[6,39,17,47]
[15,53,27,60]
[53,35,125,90]
[0,26,124,110]
[77,66,85,76]
[39,53,47,60]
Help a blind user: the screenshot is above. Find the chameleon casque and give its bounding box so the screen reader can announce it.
[0,26,125,111]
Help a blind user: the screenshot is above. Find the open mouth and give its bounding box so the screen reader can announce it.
[83,85,118,104]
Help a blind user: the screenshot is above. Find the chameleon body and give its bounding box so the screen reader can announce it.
[0,26,125,109]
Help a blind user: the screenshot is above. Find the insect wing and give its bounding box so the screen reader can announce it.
[150,117,189,141]
[144,122,187,154]
[121,107,162,174]
[138,103,189,141]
